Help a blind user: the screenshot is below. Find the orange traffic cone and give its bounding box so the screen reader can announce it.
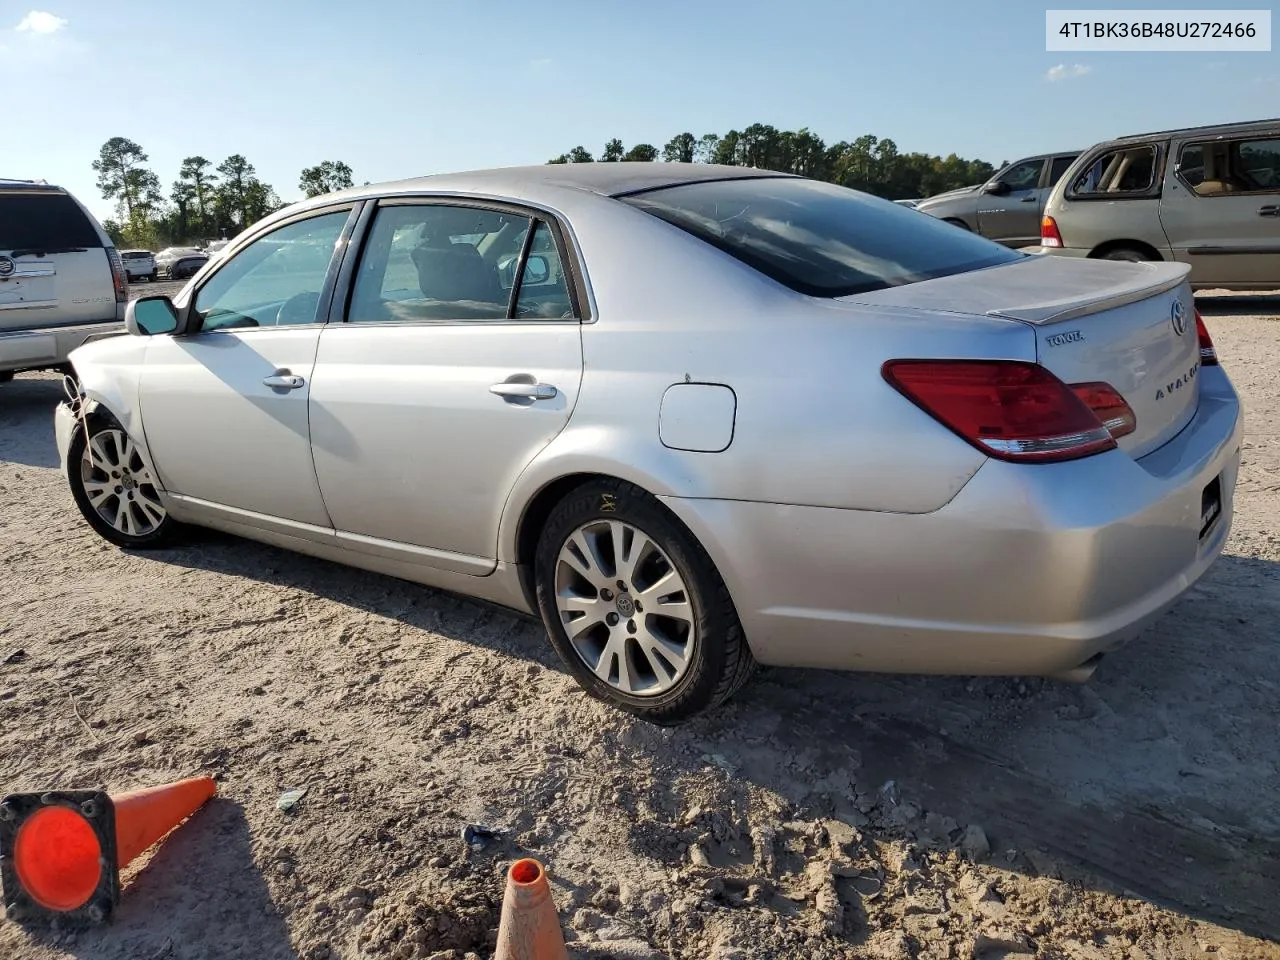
[0,776,216,926]
[494,858,569,960]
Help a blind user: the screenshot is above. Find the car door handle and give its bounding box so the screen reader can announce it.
[263,373,305,390]
[489,381,557,400]
[1019,195,1037,202]
[1259,205,1280,217]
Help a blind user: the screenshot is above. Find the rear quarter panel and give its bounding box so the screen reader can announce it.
[499,198,1037,560]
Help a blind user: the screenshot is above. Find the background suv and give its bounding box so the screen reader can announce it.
[915,150,1081,247]
[0,179,127,382]
[1036,118,1280,290]
[121,249,158,282]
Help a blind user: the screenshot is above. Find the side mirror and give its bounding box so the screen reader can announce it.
[125,296,179,336]
[523,255,550,285]
[982,181,1012,196]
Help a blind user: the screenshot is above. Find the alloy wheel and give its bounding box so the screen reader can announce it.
[555,520,697,697]
[79,428,167,537]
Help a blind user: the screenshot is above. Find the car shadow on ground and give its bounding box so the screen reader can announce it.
[0,375,65,469]
[147,526,1280,943]
[7,799,298,960]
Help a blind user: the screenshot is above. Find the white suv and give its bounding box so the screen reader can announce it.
[120,249,157,283]
[1,179,127,382]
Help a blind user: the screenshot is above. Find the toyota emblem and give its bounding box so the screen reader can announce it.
[1170,300,1187,337]
[0,256,14,278]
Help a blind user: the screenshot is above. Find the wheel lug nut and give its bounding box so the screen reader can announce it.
[617,580,627,592]
[634,601,643,612]
[114,486,123,494]
[627,620,636,633]
[607,613,619,626]
[601,589,613,601]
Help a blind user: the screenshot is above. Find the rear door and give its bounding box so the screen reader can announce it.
[0,187,115,334]
[307,199,585,574]
[1160,132,1280,286]
[976,158,1047,246]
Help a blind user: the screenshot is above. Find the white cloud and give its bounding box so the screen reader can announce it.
[15,10,68,34]
[1046,63,1092,82]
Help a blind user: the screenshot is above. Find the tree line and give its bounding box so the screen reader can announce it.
[549,124,999,201]
[92,137,356,249]
[94,123,998,249]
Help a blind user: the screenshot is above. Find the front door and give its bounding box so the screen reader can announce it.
[976,158,1047,246]
[308,200,584,573]
[139,208,355,528]
[1162,133,1280,287]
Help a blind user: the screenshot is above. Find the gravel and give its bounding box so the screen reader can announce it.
[1,292,1278,959]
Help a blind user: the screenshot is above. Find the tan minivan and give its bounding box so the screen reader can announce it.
[1035,118,1280,290]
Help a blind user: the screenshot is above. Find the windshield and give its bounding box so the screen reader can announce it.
[620,176,1023,297]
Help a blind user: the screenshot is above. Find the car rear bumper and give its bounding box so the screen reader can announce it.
[660,366,1242,678]
[0,320,125,373]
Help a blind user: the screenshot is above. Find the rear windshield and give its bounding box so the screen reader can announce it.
[0,192,103,251]
[620,176,1023,297]
[121,250,152,259]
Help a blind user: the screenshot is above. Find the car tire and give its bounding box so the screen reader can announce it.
[0,371,14,384]
[149,270,158,282]
[534,478,755,724]
[66,412,184,550]
[1100,247,1150,262]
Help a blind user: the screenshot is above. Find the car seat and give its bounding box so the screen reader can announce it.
[409,242,504,304]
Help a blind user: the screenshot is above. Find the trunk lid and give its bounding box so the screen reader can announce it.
[843,256,1202,459]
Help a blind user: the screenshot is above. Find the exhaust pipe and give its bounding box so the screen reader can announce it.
[1049,653,1105,684]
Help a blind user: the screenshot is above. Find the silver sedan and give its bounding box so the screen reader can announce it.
[54,164,1242,723]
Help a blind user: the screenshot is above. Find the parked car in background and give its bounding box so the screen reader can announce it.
[1034,118,1280,290]
[155,247,210,280]
[915,150,1081,247]
[120,249,157,282]
[55,164,1239,723]
[893,199,921,208]
[1,178,127,382]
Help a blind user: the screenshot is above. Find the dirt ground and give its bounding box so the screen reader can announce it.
[1,290,1278,960]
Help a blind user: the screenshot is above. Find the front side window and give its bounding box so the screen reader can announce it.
[1070,145,1158,196]
[193,211,350,331]
[348,204,575,322]
[1179,137,1280,196]
[996,159,1043,191]
[621,176,1024,298]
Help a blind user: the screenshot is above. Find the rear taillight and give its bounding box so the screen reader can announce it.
[1194,308,1218,366]
[1040,216,1063,248]
[882,359,1117,463]
[105,247,127,303]
[1070,382,1136,439]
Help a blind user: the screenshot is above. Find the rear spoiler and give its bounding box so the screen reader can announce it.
[984,261,1190,325]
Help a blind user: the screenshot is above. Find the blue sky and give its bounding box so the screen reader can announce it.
[2,0,1276,221]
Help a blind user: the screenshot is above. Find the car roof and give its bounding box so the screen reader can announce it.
[0,178,64,194]
[1108,117,1280,144]
[303,162,795,211]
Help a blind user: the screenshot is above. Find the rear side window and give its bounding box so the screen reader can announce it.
[620,177,1023,298]
[0,192,103,250]
[1069,145,1158,197]
[1048,155,1077,186]
[1178,137,1280,196]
